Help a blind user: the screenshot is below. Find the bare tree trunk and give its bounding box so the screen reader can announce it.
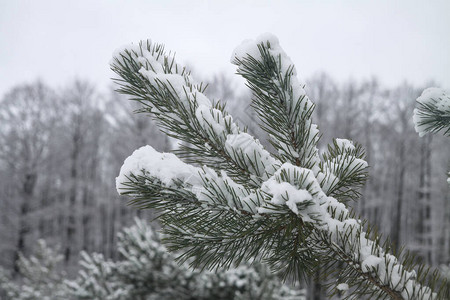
[391,140,405,250]
[65,131,80,263]
[442,163,450,264]
[82,122,101,252]
[424,135,432,264]
[343,91,354,139]
[360,114,371,218]
[109,203,117,259]
[101,203,108,255]
[13,172,37,276]
[308,271,323,300]
[360,80,376,218]
[417,135,432,263]
[82,186,90,252]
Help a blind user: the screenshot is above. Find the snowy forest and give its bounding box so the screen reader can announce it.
[0,61,449,299]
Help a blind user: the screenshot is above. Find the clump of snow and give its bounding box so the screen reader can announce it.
[137,49,164,72]
[116,145,201,193]
[191,90,213,107]
[230,38,263,64]
[316,167,338,194]
[230,33,281,65]
[336,283,349,291]
[416,87,447,107]
[111,39,151,66]
[139,69,185,95]
[335,138,355,151]
[260,180,312,215]
[225,133,279,180]
[361,255,383,272]
[257,163,329,221]
[195,105,238,140]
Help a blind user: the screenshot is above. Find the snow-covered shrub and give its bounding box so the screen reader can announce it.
[64,251,129,300]
[0,240,66,300]
[65,218,304,300]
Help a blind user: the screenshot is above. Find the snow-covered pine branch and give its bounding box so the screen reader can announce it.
[231,35,319,171]
[412,87,450,185]
[230,35,368,203]
[110,41,279,188]
[111,35,448,299]
[413,88,450,137]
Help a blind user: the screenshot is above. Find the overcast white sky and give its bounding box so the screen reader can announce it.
[1,0,449,96]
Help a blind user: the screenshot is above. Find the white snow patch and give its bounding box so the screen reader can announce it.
[116,145,201,193]
[361,255,383,272]
[195,105,238,139]
[336,283,349,291]
[335,138,355,151]
[260,180,312,215]
[225,132,279,179]
[416,87,447,107]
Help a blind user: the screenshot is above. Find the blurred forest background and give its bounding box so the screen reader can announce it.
[0,71,449,298]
